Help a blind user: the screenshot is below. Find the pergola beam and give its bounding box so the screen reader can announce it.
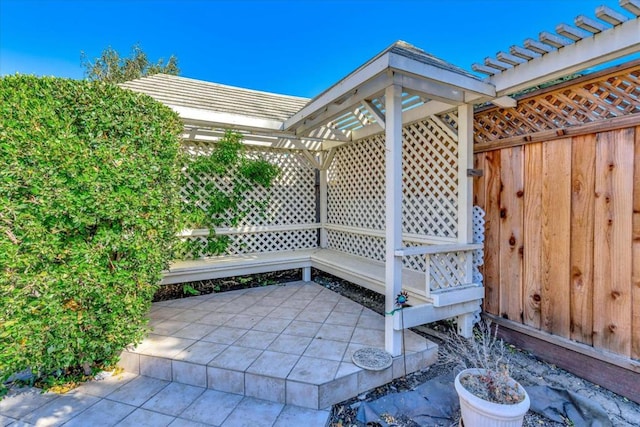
[361,100,386,130]
[490,18,640,96]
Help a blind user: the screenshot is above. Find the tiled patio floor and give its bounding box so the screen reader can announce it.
[1,281,437,426]
[0,371,330,426]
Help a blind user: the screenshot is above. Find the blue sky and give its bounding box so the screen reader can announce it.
[0,0,632,98]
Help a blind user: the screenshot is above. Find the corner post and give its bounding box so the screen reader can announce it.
[319,168,328,248]
[385,83,404,356]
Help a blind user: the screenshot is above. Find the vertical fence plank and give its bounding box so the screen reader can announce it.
[570,134,596,345]
[593,129,634,356]
[632,127,640,360]
[483,150,501,314]
[541,138,572,338]
[523,143,543,329]
[499,147,524,322]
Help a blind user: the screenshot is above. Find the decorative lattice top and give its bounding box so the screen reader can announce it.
[474,63,640,143]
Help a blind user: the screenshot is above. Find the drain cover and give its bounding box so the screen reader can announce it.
[352,348,393,371]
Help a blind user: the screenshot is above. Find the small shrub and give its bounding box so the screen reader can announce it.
[0,75,183,387]
[440,320,525,404]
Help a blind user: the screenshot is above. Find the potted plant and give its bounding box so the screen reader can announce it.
[441,319,530,427]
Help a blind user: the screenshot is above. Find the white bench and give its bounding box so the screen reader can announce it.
[162,246,484,336]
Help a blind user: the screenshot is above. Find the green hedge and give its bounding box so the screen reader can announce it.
[0,75,183,383]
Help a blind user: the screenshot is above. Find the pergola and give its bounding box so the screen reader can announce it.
[121,3,640,357]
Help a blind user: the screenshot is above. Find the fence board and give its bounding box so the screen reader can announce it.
[570,134,596,345]
[483,150,501,314]
[593,129,634,356]
[541,138,572,338]
[632,127,640,360]
[499,147,524,322]
[523,143,542,329]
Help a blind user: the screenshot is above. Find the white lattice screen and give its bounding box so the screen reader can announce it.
[180,141,317,258]
[326,116,467,289]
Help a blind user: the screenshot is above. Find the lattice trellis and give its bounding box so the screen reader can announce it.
[180,141,317,258]
[326,230,386,262]
[180,229,318,259]
[474,65,640,143]
[327,117,459,250]
[429,251,468,290]
[327,135,387,230]
[403,118,458,239]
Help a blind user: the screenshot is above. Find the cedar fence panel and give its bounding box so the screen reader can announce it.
[473,60,640,362]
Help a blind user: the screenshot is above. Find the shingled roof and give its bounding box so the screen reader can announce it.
[120,73,309,123]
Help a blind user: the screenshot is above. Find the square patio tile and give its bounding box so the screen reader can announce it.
[201,326,247,345]
[250,317,292,334]
[259,296,286,307]
[142,382,205,416]
[105,376,169,407]
[303,338,348,361]
[207,346,263,371]
[172,323,218,340]
[246,351,300,378]
[266,334,312,355]
[288,357,340,385]
[180,389,243,425]
[267,306,301,320]
[323,311,360,326]
[241,305,276,316]
[71,371,137,398]
[117,408,175,427]
[140,355,172,381]
[134,335,197,358]
[294,309,331,323]
[172,361,207,387]
[197,312,236,326]
[350,327,384,347]
[152,320,192,336]
[224,314,264,329]
[316,323,355,342]
[0,414,17,426]
[20,391,100,426]
[356,314,385,331]
[244,373,286,403]
[168,418,210,427]
[169,309,209,323]
[221,397,283,427]
[65,399,136,427]
[232,330,278,350]
[0,387,59,419]
[174,341,228,364]
[273,405,330,427]
[282,320,322,338]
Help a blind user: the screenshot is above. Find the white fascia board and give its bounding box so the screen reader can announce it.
[388,53,496,97]
[171,105,284,131]
[284,53,391,131]
[491,18,640,96]
[397,74,464,104]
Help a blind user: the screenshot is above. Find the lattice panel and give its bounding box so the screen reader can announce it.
[327,135,386,230]
[474,65,640,143]
[429,251,468,290]
[180,229,318,259]
[180,141,317,258]
[327,118,459,243]
[327,230,386,262]
[403,118,458,238]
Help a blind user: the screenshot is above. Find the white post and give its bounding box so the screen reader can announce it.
[319,168,328,248]
[457,103,474,245]
[385,83,403,356]
[456,103,476,337]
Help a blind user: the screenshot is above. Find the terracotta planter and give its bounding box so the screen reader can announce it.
[454,368,530,427]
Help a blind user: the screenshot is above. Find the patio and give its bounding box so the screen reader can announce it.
[118,281,437,410]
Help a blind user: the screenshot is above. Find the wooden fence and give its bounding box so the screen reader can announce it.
[472,60,640,365]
